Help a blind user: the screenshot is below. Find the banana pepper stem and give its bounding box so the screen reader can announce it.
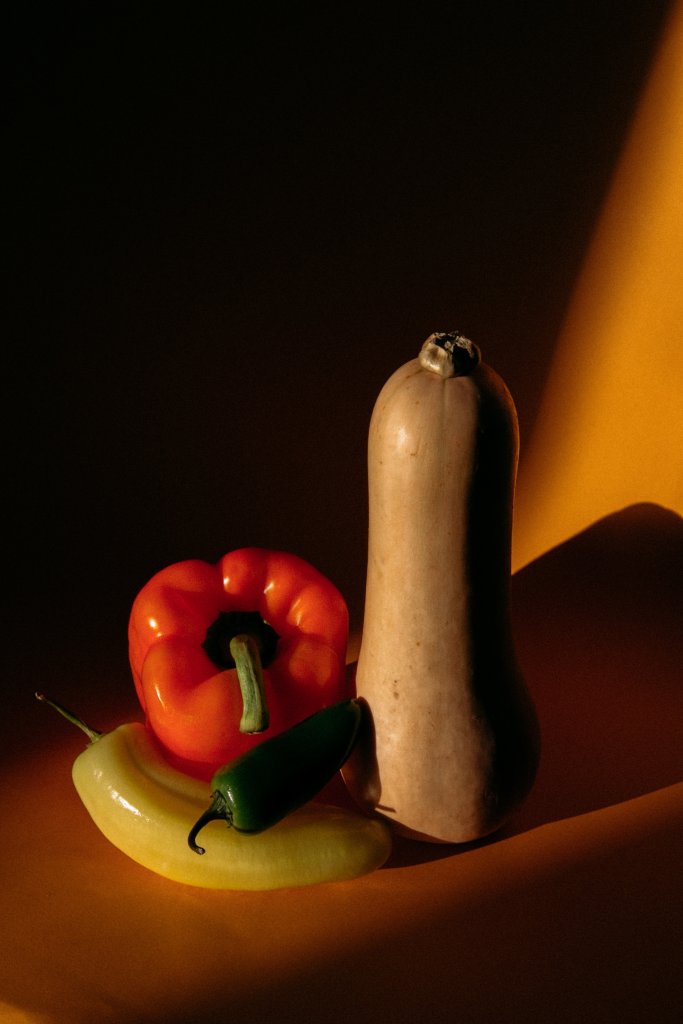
[229,634,270,734]
[35,692,103,743]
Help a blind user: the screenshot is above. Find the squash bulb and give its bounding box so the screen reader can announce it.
[344,333,540,843]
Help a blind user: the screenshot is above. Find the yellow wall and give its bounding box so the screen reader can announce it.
[513,0,683,571]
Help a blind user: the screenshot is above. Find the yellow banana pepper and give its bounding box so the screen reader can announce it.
[37,695,392,890]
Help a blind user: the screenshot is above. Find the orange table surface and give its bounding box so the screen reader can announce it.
[2,504,682,1024]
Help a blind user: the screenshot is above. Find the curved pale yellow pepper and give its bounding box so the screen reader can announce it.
[71,722,392,890]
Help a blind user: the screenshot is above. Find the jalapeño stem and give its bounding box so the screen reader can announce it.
[188,790,232,855]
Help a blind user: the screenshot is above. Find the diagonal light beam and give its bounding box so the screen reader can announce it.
[513,0,683,572]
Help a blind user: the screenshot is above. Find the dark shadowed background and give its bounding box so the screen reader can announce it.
[7,1,671,704]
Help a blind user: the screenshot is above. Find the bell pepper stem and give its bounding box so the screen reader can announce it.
[188,790,231,855]
[229,634,270,734]
[35,692,102,743]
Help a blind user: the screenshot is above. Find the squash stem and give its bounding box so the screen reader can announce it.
[419,331,480,378]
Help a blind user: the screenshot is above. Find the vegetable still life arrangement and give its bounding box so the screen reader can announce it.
[38,331,539,890]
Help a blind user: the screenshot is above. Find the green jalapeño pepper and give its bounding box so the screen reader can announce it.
[189,699,362,853]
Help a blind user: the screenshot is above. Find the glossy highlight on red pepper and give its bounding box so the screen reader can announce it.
[128,548,350,780]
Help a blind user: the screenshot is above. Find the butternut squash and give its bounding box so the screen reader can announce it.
[344,332,540,843]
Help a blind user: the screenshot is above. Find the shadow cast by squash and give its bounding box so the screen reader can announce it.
[380,501,683,867]
[507,501,682,832]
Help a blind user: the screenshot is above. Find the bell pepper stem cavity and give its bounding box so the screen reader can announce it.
[229,634,270,734]
[35,692,102,744]
[188,790,232,855]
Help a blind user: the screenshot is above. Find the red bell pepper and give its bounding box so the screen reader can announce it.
[128,547,350,780]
